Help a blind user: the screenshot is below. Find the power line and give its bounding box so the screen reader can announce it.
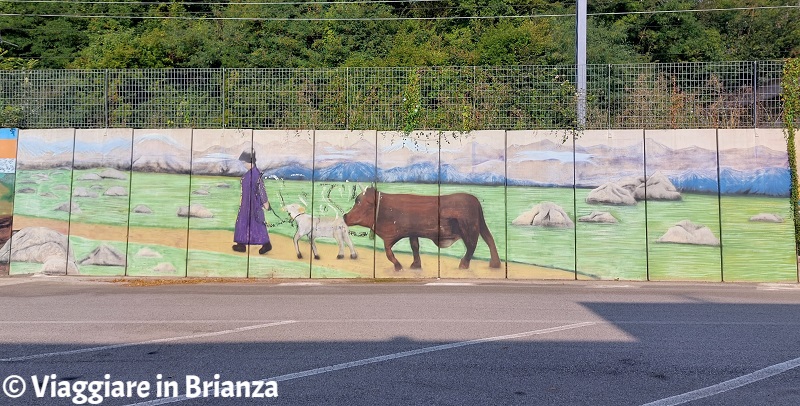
[2,0,448,5]
[0,4,796,21]
[0,12,569,21]
[593,5,799,17]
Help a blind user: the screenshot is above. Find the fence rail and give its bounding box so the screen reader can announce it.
[0,61,786,130]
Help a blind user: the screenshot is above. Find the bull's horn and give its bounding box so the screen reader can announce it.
[358,183,367,194]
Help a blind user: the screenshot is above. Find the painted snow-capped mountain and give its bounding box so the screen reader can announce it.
[132,134,191,173]
[263,163,313,181]
[314,162,376,182]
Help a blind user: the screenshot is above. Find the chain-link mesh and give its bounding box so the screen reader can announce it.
[347,66,406,131]
[106,69,224,128]
[607,61,769,129]
[0,70,105,128]
[756,61,785,128]
[0,61,788,130]
[226,68,343,129]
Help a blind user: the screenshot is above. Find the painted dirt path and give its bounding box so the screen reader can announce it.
[11,215,572,278]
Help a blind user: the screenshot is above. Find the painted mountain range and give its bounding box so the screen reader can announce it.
[16,132,790,196]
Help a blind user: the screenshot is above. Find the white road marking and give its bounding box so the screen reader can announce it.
[125,321,596,406]
[641,355,800,406]
[0,320,296,362]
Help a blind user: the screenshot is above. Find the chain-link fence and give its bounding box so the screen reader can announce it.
[0,61,787,130]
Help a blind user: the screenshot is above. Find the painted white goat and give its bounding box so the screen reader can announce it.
[282,203,358,260]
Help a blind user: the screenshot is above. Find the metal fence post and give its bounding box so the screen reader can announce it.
[104,69,109,128]
[607,64,612,130]
[346,66,350,130]
[222,67,226,129]
[753,61,758,128]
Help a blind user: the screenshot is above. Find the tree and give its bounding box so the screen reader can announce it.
[0,47,37,70]
[477,19,568,65]
[698,0,800,60]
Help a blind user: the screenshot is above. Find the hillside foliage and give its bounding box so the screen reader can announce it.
[0,0,797,69]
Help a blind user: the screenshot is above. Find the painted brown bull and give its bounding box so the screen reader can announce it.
[343,187,502,271]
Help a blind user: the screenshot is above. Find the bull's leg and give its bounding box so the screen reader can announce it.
[293,233,303,259]
[409,237,422,269]
[383,238,403,271]
[458,221,480,269]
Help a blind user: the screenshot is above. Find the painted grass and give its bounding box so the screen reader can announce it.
[10,170,797,281]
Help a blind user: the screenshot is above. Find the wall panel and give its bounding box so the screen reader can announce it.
[186,129,252,277]
[718,129,797,282]
[375,131,441,278]
[645,129,721,281]
[506,130,575,280]
[312,130,375,278]
[10,129,76,275]
[575,130,647,280]
[249,130,315,278]
[127,129,193,277]
[438,130,506,278]
[68,129,133,276]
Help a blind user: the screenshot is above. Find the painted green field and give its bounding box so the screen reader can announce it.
[10,169,797,281]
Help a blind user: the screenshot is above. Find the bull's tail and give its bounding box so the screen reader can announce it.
[478,208,502,268]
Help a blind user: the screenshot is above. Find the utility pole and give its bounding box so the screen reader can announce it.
[576,0,587,128]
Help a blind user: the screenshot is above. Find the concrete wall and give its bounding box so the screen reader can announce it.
[1,128,796,281]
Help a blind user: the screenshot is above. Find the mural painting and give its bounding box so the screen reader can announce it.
[7,129,76,275]
[575,130,647,280]
[506,130,576,280]
[65,129,133,276]
[310,130,375,278]
[126,128,193,277]
[0,128,16,276]
[645,129,722,281]
[250,129,316,278]
[0,127,796,282]
[186,129,252,277]
[718,129,796,281]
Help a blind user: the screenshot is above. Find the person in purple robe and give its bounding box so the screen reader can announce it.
[232,151,272,254]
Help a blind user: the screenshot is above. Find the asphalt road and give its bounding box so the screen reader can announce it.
[1,276,799,405]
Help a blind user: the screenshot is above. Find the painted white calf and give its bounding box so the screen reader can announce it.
[282,203,358,260]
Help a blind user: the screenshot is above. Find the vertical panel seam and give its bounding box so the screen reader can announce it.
[644,129,650,281]
[124,128,134,277]
[309,129,316,279]
[184,129,193,278]
[504,130,508,280]
[573,130,578,280]
[717,129,724,282]
[66,128,77,276]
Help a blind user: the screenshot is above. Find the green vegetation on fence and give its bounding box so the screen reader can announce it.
[783,58,800,256]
